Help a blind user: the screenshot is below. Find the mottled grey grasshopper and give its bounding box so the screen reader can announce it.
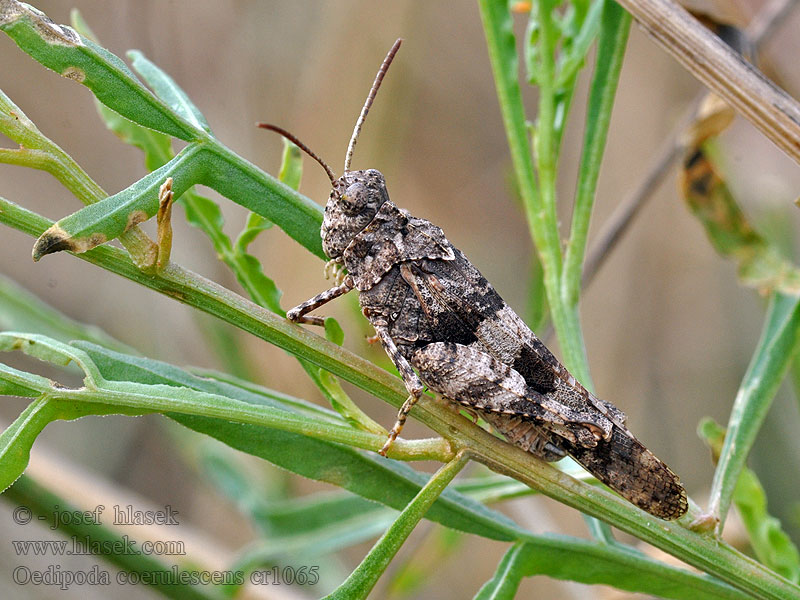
[264,39,687,520]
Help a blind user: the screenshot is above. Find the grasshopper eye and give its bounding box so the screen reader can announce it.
[341,182,369,214]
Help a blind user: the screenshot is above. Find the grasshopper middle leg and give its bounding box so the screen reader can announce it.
[373,325,425,456]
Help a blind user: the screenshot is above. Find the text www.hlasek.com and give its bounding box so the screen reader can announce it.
[12,535,184,557]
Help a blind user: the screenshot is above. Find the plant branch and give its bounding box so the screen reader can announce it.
[615,0,800,166]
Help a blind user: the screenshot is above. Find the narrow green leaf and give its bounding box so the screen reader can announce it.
[735,469,800,584]
[182,190,234,251]
[226,137,300,313]
[33,144,203,260]
[234,212,273,254]
[700,418,800,583]
[316,369,386,434]
[199,145,325,258]
[238,504,393,562]
[231,252,283,314]
[0,1,198,141]
[454,475,535,503]
[324,452,469,600]
[315,317,385,434]
[709,292,800,527]
[0,344,146,488]
[0,331,103,383]
[554,0,603,89]
[0,363,49,397]
[526,255,548,333]
[254,491,385,538]
[33,143,325,261]
[324,317,345,346]
[478,0,538,218]
[128,49,212,133]
[233,131,296,277]
[183,365,347,424]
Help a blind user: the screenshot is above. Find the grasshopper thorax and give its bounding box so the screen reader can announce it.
[321,169,389,258]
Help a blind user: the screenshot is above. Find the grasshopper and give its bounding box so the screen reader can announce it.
[263,39,687,520]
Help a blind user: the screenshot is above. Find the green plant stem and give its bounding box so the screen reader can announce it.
[40,385,450,462]
[531,1,561,274]
[531,0,562,270]
[324,451,470,599]
[2,198,797,599]
[528,1,596,387]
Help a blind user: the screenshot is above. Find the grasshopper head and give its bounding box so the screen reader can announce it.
[321,169,389,258]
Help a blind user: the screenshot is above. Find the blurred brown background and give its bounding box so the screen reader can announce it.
[2,1,800,598]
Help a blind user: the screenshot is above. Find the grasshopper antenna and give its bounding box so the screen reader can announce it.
[257,122,336,184]
[343,38,402,173]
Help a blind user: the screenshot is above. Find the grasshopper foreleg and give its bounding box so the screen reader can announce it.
[286,276,354,326]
